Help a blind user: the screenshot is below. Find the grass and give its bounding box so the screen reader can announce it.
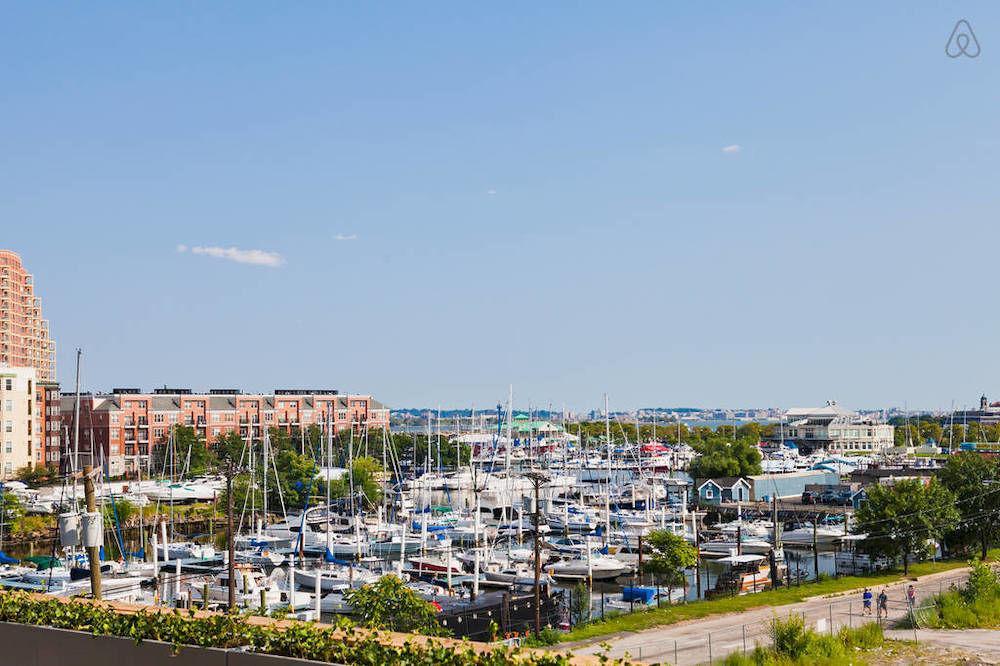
[720,617,884,666]
[559,555,988,643]
[915,557,1000,629]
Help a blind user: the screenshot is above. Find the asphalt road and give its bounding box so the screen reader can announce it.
[563,567,972,664]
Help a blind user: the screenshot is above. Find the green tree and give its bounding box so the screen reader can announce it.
[271,448,320,509]
[330,456,384,505]
[918,421,944,446]
[1,491,24,527]
[939,453,1000,559]
[343,574,447,635]
[688,438,762,480]
[213,431,246,464]
[158,425,219,475]
[15,464,59,486]
[644,529,698,604]
[854,479,959,573]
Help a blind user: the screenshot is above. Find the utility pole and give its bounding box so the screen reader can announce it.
[770,496,781,589]
[694,513,702,599]
[83,465,102,600]
[525,471,549,638]
[812,515,820,580]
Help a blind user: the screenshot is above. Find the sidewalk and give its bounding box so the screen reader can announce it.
[561,567,971,664]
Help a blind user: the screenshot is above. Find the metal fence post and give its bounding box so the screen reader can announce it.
[829,603,834,634]
[742,624,747,654]
[674,640,678,665]
[708,632,713,664]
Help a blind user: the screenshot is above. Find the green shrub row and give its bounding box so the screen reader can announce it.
[0,591,577,666]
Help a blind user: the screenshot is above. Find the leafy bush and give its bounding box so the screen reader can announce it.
[721,617,885,665]
[522,627,562,647]
[919,558,1000,629]
[343,574,448,636]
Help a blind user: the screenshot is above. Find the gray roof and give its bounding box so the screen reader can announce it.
[208,395,236,411]
[698,477,748,490]
[152,395,180,411]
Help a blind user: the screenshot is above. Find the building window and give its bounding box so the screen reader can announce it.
[705,488,714,499]
[4,421,10,433]
[4,441,11,453]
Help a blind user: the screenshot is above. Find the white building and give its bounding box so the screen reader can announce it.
[0,365,40,479]
[771,401,894,454]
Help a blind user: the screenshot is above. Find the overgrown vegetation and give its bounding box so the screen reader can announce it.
[918,557,1000,629]
[721,616,884,666]
[0,591,581,665]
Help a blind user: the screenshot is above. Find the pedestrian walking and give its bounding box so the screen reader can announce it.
[862,587,873,616]
[877,587,888,620]
[907,584,916,609]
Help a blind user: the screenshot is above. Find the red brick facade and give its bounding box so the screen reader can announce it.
[61,389,389,476]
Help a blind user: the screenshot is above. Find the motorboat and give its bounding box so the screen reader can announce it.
[157,541,216,561]
[407,554,464,575]
[544,555,632,581]
[235,548,285,568]
[707,554,780,597]
[293,564,379,592]
[780,523,847,543]
[546,536,602,556]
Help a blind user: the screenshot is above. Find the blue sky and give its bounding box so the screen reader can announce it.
[1,3,998,413]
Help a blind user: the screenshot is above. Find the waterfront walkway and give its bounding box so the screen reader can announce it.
[562,567,972,664]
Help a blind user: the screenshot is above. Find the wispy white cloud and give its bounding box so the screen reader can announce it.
[334,233,358,241]
[721,144,742,154]
[177,244,284,268]
[487,188,497,195]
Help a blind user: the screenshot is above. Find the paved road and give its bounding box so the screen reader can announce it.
[885,628,1000,661]
[563,568,971,664]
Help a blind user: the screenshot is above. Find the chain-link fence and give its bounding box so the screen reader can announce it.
[592,580,952,664]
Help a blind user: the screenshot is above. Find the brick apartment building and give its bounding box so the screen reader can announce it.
[61,388,390,477]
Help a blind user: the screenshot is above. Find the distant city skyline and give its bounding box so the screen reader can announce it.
[3,4,999,412]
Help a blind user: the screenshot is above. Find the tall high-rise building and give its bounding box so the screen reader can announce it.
[0,250,56,381]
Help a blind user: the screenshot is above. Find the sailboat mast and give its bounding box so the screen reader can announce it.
[261,428,268,535]
[604,393,612,543]
[72,348,82,506]
[326,406,332,554]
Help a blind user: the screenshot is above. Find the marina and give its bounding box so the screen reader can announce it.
[0,383,902,638]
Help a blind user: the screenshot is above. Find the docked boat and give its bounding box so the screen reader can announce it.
[707,554,779,597]
[544,555,632,581]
